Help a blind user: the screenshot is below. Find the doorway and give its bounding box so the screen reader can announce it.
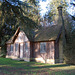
[19,43,24,58]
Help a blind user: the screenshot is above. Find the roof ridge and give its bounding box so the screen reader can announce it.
[6,27,20,44]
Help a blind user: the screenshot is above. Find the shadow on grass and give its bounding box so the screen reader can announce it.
[0,61,70,70]
[0,64,74,75]
[29,64,70,69]
[0,58,75,75]
[0,58,70,69]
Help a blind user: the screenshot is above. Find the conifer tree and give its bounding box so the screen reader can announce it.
[0,0,40,56]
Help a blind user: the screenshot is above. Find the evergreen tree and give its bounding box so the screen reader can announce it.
[47,0,68,22]
[47,0,75,64]
[0,0,39,56]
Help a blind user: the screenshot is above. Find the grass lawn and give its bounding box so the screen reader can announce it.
[0,58,75,75]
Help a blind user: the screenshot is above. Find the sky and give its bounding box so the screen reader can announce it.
[19,0,51,17]
[39,0,75,17]
[39,0,51,17]
[67,0,75,16]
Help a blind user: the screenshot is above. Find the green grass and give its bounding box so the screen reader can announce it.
[0,57,75,75]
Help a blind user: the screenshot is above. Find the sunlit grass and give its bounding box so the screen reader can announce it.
[0,57,75,75]
[51,65,75,70]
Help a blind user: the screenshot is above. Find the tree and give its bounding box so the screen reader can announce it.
[48,0,67,22]
[0,0,40,56]
[44,0,75,64]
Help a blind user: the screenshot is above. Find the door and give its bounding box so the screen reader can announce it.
[20,43,24,58]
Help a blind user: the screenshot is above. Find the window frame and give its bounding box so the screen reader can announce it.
[15,43,19,51]
[10,44,14,52]
[25,42,29,52]
[40,42,46,53]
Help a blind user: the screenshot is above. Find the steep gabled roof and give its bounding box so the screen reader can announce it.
[6,25,62,44]
[34,25,62,42]
[6,27,20,44]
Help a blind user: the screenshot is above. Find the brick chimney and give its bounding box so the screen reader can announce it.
[57,5,66,63]
[57,5,63,17]
[57,5,66,45]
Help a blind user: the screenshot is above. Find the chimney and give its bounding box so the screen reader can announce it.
[57,5,63,26]
[57,5,63,17]
[57,5,66,63]
[58,5,66,58]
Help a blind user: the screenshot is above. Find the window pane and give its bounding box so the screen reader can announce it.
[11,44,13,51]
[15,43,18,51]
[40,42,46,53]
[25,42,28,51]
[20,44,23,58]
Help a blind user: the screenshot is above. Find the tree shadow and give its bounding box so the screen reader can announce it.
[0,58,70,69]
[0,58,74,75]
[29,64,70,69]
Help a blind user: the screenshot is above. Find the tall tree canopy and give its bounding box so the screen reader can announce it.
[0,0,40,55]
[47,0,67,22]
[41,0,75,64]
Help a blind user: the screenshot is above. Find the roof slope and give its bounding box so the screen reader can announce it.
[34,25,62,41]
[6,27,20,44]
[6,25,62,44]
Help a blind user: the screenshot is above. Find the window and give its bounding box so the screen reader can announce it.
[25,42,28,51]
[40,42,46,53]
[15,43,19,51]
[20,43,24,58]
[11,44,13,51]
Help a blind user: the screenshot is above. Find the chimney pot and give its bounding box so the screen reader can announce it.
[57,5,63,16]
[57,5,63,9]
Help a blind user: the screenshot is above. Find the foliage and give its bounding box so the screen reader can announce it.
[0,0,39,55]
[61,12,75,64]
[46,0,75,64]
[64,23,75,64]
[46,0,68,22]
